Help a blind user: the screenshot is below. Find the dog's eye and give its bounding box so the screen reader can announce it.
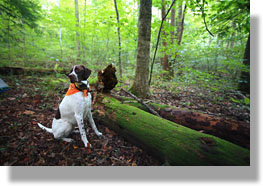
[75,68,80,73]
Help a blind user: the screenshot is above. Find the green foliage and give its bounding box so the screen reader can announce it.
[0,0,249,95]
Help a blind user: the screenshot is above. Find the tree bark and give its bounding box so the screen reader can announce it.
[177,4,186,46]
[93,96,249,165]
[96,64,118,93]
[170,7,175,44]
[74,0,81,62]
[176,3,183,41]
[174,4,186,76]
[238,34,250,94]
[113,0,123,78]
[7,16,11,60]
[161,0,169,72]
[122,101,249,149]
[130,0,152,98]
[58,0,63,59]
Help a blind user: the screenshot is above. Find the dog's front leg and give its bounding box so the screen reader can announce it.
[87,110,102,137]
[75,113,91,148]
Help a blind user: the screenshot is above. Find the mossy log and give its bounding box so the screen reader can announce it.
[93,95,249,166]
[118,99,249,149]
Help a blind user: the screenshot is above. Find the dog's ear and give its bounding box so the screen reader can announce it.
[81,65,92,79]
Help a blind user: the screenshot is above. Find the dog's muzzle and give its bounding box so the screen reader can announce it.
[68,73,78,83]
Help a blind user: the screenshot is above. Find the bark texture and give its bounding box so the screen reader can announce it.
[74,0,80,62]
[114,0,122,78]
[125,101,250,149]
[161,0,169,72]
[96,64,118,93]
[130,0,152,98]
[238,34,250,94]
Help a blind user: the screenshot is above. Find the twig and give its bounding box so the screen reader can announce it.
[200,0,214,37]
[148,0,177,86]
[120,146,133,149]
[120,88,161,118]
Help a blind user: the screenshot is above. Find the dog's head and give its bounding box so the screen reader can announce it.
[68,65,92,83]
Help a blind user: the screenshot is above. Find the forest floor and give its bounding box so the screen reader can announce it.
[0,74,249,166]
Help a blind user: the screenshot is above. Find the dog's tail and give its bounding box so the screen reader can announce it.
[37,123,53,134]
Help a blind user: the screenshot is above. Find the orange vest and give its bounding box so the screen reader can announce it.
[65,83,89,97]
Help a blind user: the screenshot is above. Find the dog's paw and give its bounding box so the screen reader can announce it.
[87,143,92,148]
[96,131,103,136]
[62,138,75,143]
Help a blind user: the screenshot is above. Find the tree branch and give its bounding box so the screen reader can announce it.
[200,0,214,37]
[120,88,161,118]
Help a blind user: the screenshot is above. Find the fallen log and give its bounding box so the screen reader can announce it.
[89,64,249,165]
[112,96,250,149]
[93,95,249,165]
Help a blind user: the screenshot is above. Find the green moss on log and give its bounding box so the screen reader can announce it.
[95,96,249,166]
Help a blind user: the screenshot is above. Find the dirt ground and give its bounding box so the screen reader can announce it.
[0,75,161,166]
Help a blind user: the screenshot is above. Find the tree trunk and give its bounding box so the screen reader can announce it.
[82,0,87,61]
[74,0,81,62]
[238,34,250,94]
[161,0,169,73]
[130,0,152,98]
[113,0,122,78]
[177,4,186,45]
[58,0,63,59]
[230,21,236,48]
[176,3,183,41]
[93,96,249,165]
[121,100,249,149]
[174,4,186,76]
[22,23,26,66]
[170,7,175,44]
[168,6,175,77]
[7,16,11,60]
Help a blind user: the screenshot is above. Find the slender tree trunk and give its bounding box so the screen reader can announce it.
[113,0,122,78]
[130,0,152,98]
[21,20,26,66]
[230,21,236,48]
[161,0,169,72]
[177,4,186,45]
[170,7,175,44]
[176,3,183,41]
[74,0,81,62]
[238,34,250,94]
[82,0,87,61]
[58,0,63,60]
[7,16,11,60]
[169,7,175,77]
[174,4,186,76]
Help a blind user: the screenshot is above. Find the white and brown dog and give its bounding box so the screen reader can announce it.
[38,65,102,148]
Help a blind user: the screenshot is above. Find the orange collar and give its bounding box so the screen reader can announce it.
[65,83,90,97]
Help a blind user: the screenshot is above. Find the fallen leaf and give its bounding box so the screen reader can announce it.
[24,110,35,115]
[8,97,16,101]
[132,162,137,166]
